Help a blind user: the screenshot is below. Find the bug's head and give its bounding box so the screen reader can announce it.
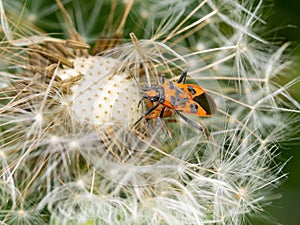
[143,89,160,102]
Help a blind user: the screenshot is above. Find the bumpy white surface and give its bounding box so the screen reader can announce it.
[57,56,141,128]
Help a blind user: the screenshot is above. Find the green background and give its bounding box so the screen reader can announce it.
[254,0,300,224]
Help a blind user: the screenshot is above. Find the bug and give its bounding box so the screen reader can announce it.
[133,69,217,133]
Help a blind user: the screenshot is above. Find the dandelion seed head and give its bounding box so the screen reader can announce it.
[122,0,132,4]
[49,135,59,144]
[236,185,247,200]
[237,41,248,53]
[76,179,85,189]
[3,203,45,225]
[57,55,141,128]
[68,139,79,150]
[261,139,267,147]
[27,14,36,22]
[195,42,206,51]
[140,9,149,19]
[0,0,298,224]
[0,150,6,159]
[57,57,94,82]
[17,209,25,216]
[34,113,43,124]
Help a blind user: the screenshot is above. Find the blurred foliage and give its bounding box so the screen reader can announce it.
[253,0,300,225]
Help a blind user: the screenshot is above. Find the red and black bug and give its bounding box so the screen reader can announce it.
[133,70,216,132]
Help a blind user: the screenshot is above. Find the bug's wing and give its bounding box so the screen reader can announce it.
[177,83,205,97]
[176,84,217,115]
[192,92,217,115]
[167,86,209,116]
[174,98,210,116]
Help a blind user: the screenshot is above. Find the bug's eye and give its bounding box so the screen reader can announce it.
[187,86,196,95]
[190,103,198,113]
[150,96,159,102]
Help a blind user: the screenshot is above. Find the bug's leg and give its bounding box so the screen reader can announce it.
[159,107,166,118]
[158,107,173,138]
[137,98,144,108]
[176,111,202,131]
[176,111,211,138]
[161,74,166,84]
[177,69,188,84]
[132,103,160,129]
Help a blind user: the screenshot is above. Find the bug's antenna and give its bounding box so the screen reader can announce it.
[126,68,140,88]
[160,74,166,84]
[125,68,151,92]
[177,69,188,83]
